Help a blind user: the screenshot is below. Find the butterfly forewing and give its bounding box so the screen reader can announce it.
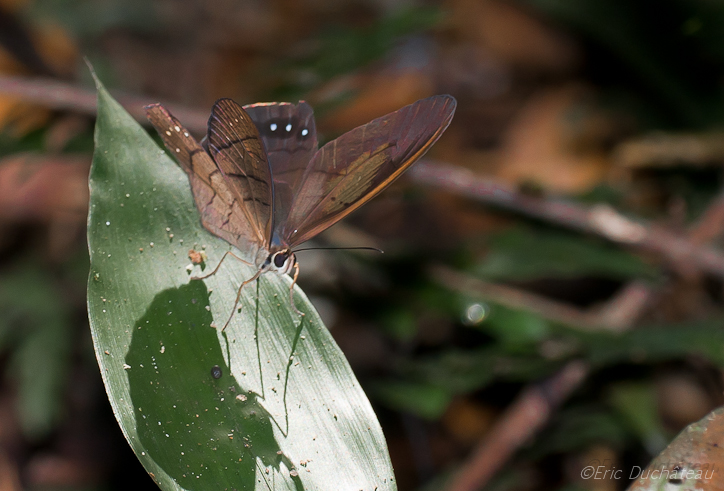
[279,94,456,247]
[243,102,318,241]
[145,104,269,259]
[206,99,274,249]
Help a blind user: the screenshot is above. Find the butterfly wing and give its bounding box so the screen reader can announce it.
[243,102,317,240]
[145,102,272,261]
[205,99,274,251]
[279,94,456,248]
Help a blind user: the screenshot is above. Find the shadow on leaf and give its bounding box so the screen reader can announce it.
[126,281,303,490]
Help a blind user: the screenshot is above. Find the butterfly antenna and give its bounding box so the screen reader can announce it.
[292,246,384,254]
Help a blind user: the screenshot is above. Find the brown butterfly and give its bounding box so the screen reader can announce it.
[145,95,456,328]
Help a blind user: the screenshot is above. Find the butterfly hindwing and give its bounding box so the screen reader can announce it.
[145,103,269,260]
[279,94,457,247]
[243,102,317,240]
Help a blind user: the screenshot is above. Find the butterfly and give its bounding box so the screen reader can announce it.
[145,95,456,328]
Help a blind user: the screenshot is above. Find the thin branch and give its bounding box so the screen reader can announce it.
[688,191,724,245]
[592,280,655,331]
[411,161,724,279]
[613,131,724,169]
[0,450,22,491]
[431,266,653,332]
[445,361,589,491]
[0,75,209,133]
[431,266,597,330]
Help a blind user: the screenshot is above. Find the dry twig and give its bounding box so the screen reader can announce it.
[0,75,209,133]
[445,361,589,491]
[430,265,653,332]
[411,161,724,279]
[688,191,724,245]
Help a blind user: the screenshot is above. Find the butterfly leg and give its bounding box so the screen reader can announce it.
[221,268,263,331]
[191,250,253,281]
[288,261,305,317]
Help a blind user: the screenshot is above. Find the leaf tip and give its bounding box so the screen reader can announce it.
[83,57,103,90]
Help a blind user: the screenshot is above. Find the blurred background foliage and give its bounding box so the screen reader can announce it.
[1,0,724,489]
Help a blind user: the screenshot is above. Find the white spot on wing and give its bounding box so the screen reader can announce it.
[174,126,180,132]
[165,130,172,136]
[270,123,277,131]
[301,128,309,136]
[285,123,292,132]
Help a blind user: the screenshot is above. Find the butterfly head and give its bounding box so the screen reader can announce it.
[263,248,296,275]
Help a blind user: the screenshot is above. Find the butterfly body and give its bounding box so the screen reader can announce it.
[146,95,456,325]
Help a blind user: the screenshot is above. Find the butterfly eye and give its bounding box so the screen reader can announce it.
[285,123,292,132]
[270,123,277,131]
[273,252,288,268]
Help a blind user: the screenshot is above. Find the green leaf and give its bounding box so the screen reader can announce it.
[29,0,158,37]
[399,345,556,396]
[528,405,629,457]
[272,6,443,101]
[306,6,442,81]
[87,76,395,490]
[607,382,668,454]
[478,305,550,349]
[579,322,724,367]
[0,266,72,439]
[369,380,452,420]
[475,227,658,282]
